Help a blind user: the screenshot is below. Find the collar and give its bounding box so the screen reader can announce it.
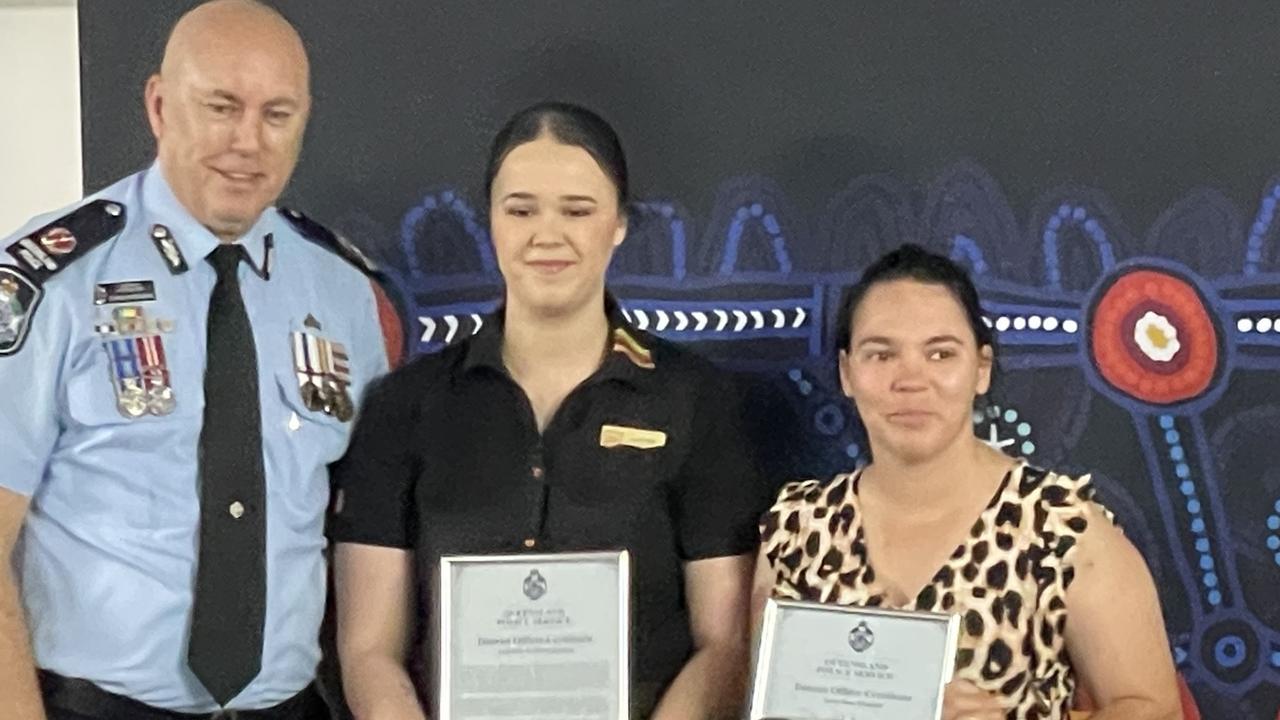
[461,294,657,387]
[141,160,275,277]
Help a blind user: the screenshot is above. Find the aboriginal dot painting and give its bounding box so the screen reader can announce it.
[379,162,1280,717]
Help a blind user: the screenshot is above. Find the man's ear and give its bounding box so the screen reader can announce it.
[144,74,166,143]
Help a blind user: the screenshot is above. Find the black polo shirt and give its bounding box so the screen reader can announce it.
[328,300,767,716]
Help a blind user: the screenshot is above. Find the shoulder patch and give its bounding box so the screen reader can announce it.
[278,207,379,276]
[0,265,43,356]
[4,200,126,285]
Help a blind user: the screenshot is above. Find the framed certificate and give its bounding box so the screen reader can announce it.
[438,551,630,720]
[749,598,960,720]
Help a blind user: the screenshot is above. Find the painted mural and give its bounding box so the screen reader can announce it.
[359,160,1280,718]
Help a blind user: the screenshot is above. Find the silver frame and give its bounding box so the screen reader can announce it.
[748,598,960,720]
[438,550,631,720]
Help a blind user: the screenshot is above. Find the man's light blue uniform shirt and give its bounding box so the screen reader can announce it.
[0,162,392,712]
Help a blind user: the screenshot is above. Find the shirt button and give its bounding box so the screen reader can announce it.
[531,466,544,479]
[523,538,537,548]
[228,501,245,519]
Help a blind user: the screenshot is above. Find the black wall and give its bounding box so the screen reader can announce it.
[80,4,1280,717]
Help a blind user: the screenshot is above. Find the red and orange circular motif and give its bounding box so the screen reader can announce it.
[1090,269,1218,405]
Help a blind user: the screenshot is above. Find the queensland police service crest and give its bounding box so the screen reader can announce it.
[523,570,547,601]
[0,267,40,356]
[848,621,875,652]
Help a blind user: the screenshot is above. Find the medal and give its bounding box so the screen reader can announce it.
[290,320,355,422]
[98,305,177,419]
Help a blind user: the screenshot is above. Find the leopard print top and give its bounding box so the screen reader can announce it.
[759,461,1112,720]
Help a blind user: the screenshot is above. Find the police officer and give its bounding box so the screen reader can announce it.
[0,2,401,718]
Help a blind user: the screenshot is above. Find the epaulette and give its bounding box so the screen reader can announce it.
[4,199,127,285]
[1,199,126,356]
[279,207,412,367]
[279,207,380,277]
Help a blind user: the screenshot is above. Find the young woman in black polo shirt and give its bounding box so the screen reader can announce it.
[329,102,767,719]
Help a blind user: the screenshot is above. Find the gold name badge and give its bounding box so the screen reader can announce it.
[599,424,667,450]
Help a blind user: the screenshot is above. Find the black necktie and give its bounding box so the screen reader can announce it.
[188,244,267,705]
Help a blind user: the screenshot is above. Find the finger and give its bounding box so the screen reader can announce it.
[944,679,990,697]
[948,704,1006,717]
[947,681,993,702]
[942,687,1009,718]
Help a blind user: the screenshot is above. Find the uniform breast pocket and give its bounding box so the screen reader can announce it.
[56,338,201,530]
[64,335,199,427]
[268,370,355,521]
[558,422,672,507]
[272,369,353,465]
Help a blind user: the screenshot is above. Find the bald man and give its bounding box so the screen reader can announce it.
[0,2,402,718]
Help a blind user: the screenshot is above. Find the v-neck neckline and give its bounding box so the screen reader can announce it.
[850,462,1019,609]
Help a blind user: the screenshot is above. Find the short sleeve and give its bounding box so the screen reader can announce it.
[0,265,67,497]
[1031,469,1123,603]
[369,278,405,370]
[758,480,821,563]
[348,275,394,397]
[1038,472,1118,565]
[327,373,419,548]
[671,368,770,560]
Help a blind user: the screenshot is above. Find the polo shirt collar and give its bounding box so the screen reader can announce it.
[461,294,657,388]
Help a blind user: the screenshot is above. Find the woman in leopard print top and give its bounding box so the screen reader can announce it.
[753,245,1180,720]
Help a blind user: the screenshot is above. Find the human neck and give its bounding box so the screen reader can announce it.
[501,295,611,381]
[862,434,1010,515]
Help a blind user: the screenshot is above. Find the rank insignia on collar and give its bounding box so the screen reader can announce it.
[0,266,41,356]
[291,326,354,422]
[95,305,177,418]
[151,224,189,274]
